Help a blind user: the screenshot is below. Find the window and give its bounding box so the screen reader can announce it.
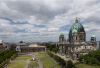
[85,46,86,49]
[62,38,63,41]
[76,36,77,40]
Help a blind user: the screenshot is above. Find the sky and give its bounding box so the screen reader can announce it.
[0,0,100,43]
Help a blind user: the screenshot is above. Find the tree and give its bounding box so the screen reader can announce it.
[90,57,99,65]
[84,54,90,64]
[52,47,58,53]
[67,60,76,68]
[78,54,84,62]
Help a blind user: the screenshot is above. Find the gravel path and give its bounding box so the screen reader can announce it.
[24,59,30,68]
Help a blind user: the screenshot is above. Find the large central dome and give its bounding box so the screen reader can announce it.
[69,17,85,34]
[69,17,86,42]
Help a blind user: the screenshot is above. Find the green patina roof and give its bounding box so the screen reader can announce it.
[71,23,83,30]
[60,33,64,36]
[91,35,96,37]
[69,22,85,34]
[81,42,85,44]
[72,27,77,33]
[71,50,73,52]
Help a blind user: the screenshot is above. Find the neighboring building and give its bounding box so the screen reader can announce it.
[96,41,100,49]
[59,17,97,60]
[0,46,6,51]
[2,43,11,50]
[0,40,3,43]
[15,43,46,53]
[37,43,46,46]
[20,44,46,53]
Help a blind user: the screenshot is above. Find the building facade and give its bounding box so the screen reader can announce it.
[59,17,97,60]
[16,43,46,53]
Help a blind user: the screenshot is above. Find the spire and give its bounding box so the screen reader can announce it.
[75,15,78,23]
[76,17,78,20]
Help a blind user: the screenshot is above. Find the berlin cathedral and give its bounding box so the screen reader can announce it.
[59,17,97,60]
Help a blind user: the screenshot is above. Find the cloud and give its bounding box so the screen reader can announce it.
[0,0,100,42]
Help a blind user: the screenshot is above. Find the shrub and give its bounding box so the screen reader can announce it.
[78,54,84,62]
[90,57,99,65]
[0,50,17,68]
[67,60,76,68]
[47,51,66,66]
[84,56,90,65]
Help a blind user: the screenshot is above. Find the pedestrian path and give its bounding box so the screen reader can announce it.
[24,59,30,68]
[38,59,43,68]
[53,52,77,63]
[24,53,43,68]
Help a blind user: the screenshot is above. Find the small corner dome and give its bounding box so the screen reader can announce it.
[91,35,96,37]
[81,42,85,44]
[72,28,77,33]
[60,33,64,36]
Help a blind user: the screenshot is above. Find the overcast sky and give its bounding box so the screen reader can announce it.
[0,0,100,43]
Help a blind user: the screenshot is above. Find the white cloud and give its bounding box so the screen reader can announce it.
[0,0,100,42]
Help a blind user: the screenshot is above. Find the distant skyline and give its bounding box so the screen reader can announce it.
[0,0,100,42]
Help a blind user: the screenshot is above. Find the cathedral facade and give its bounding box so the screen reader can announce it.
[59,17,97,60]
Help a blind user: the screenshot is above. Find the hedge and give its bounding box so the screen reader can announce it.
[0,50,18,68]
[47,51,66,66]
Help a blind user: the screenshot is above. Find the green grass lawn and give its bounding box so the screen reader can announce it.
[41,59,60,68]
[8,54,32,68]
[19,55,32,58]
[35,54,49,59]
[35,54,48,57]
[8,61,26,68]
[14,57,31,60]
[14,55,32,60]
[75,63,100,68]
[29,61,38,67]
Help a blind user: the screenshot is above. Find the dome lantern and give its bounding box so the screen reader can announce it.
[60,33,64,36]
[75,16,78,23]
[91,34,96,37]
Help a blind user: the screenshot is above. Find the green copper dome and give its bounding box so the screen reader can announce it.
[91,35,96,37]
[60,33,64,36]
[69,17,86,42]
[69,21,85,34]
[72,27,77,33]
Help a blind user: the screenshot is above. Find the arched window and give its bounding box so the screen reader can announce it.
[81,35,83,40]
[76,36,77,40]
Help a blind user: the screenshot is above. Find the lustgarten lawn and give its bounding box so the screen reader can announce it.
[35,54,60,68]
[15,55,32,60]
[35,54,49,59]
[19,55,32,58]
[8,61,26,68]
[29,61,38,67]
[41,59,60,68]
[8,54,32,68]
